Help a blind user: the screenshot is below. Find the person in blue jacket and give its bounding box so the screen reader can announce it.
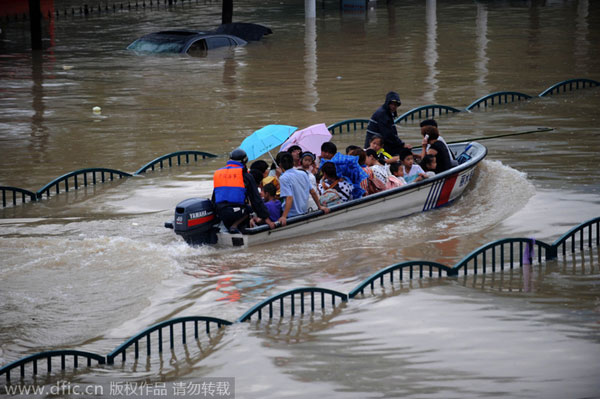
[364,91,410,156]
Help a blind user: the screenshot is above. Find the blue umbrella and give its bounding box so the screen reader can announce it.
[240,125,297,161]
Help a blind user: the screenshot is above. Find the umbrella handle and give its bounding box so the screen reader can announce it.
[267,150,277,167]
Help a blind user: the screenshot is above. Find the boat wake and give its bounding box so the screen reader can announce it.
[439,159,536,234]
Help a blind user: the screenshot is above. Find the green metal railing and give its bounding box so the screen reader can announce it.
[538,78,599,97]
[465,91,532,111]
[452,237,554,276]
[36,168,132,200]
[349,261,453,298]
[237,287,348,322]
[395,104,462,123]
[551,216,600,258]
[133,150,217,175]
[0,216,597,381]
[327,118,370,135]
[3,78,597,209]
[1,150,217,208]
[106,316,232,365]
[0,350,105,382]
[0,186,37,207]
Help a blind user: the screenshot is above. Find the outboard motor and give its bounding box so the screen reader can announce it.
[164,198,219,246]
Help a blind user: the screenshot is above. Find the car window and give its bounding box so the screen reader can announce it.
[187,39,208,56]
[127,39,185,53]
[205,37,234,50]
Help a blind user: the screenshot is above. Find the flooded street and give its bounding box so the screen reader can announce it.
[1,0,599,397]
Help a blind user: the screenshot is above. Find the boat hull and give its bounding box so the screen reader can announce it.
[215,142,486,247]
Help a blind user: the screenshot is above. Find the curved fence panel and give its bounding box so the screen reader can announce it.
[327,119,370,135]
[106,316,232,365]
[1,186,37,208]
[36,168,132,200]
[349,261,453,298]
[134,151,218,175]
[538,78,599,97]
[551,216,599,258]
[452,238,553,276]
[0,350,105,382]
[395,104,462,124]
[2,216,599,378]
[465,91,532,111]
[237,287,348,322]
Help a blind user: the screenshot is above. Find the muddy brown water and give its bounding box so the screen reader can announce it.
[1,0,599,397]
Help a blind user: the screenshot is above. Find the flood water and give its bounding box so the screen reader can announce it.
[1,0,600,397]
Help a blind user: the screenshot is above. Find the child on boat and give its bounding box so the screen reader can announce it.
[299,152,319,212]
[250,182,282,227]
[420,154,437,178]
[317,162,353,206]
[388,162,407,188]
[400,148,428,183]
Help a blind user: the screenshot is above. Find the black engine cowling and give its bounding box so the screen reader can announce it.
[165,198,219,245]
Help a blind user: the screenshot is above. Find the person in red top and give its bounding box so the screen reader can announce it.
[212,148,275,233]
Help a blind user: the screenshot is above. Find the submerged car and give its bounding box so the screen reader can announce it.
[127,22,272,55]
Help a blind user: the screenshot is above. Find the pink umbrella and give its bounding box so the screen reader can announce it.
[280,123,332,156]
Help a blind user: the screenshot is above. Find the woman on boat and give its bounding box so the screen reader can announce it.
[421,126,452,174]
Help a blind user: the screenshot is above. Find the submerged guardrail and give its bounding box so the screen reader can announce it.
[2,78,597,208]
[327,77,599,134]
[1,216,597,382]
[1,150,217,208]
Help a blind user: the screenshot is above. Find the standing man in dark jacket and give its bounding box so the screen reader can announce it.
[364,91,410,156]
[212,148,275,233]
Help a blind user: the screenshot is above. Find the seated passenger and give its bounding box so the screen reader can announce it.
[320,141,367,199]
[421,126,452,174]
[367,135,399,164]
[286,145,303,168]
[299,152,319,212]
[320,141,337,161]
[250,160,270,178]
[278,152,329,226]
[366,149,390,187]
[250,182,281,227]
[345,145,361,155]
[420,154,437,178]
[400,148,428,184]
[419,119,455,164]
[317,162,353,206]
[388,162,407,188]
[361,149,387,194]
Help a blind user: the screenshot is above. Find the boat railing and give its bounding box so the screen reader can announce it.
[465,91,532,111]
[327,118,370,135]
[106,316,232,365]
[551,216,600,259]
[395,104,462,123]
[36,168,132,200]
[0,350,105,382]
[1,186,38,207]
[133,150,217,175]
[538,78,599,97]
[349,261,453,298]
[452,238,554,276]
[237,287,348,322]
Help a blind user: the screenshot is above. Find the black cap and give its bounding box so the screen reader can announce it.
[230,148,248,163]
